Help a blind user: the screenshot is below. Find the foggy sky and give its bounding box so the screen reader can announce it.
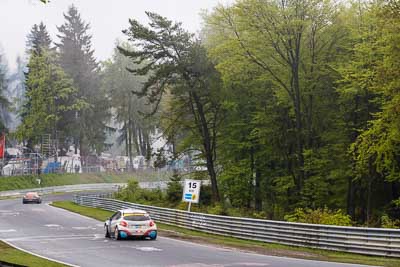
[0,0,232,70]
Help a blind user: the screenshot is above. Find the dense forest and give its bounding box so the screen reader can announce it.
[0,0,399,226]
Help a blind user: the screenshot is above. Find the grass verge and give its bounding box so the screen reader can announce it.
[0,171,171,192]
[50,201,400,267]
[0,241,66,267]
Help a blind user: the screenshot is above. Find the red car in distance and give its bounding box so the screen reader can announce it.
[22,192,42,204]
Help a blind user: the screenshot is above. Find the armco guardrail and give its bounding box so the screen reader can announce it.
[74,195,400,257]
[0,181,176,198]
[0,183,125,197]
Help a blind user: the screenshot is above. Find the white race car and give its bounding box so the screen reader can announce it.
[104,209,157,240]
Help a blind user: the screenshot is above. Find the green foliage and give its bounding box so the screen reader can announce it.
[116,180,164,205]
[252,211,267,219]
[166,174,183,203]
[349,1,400,183]
[17,51,80,144]
[119,12,224,202]
[14,0,400,227]
[166,180,182,203]
[199,184,212,206]
[284,208,353,226]
[207,203,226,215]
[202,0,353,217]
[199,0,400,225]
[381,214,400,229]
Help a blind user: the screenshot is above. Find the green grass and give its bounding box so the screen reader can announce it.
[0,171,171,192]
[0,241,66,267]
[52,201,113,221]
[51,201,400,267]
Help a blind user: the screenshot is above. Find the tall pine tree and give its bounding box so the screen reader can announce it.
[26,22,52,56]
[102,43,155,168]
[17,51,79,151]
[22,22,54,149]
[56,5,110,161]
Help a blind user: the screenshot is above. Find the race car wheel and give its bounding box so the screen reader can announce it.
[149,231,157,240]
[105,226,110,238]
[114,227,121,240]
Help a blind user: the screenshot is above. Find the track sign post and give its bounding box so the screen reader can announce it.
[183,179,201,212]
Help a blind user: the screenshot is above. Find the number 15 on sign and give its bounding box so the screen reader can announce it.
[183,179,201,211]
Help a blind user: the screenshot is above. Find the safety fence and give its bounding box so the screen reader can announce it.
[0,163,175,178]
[74,194,400,257]
[0,183,125,197]
[0,180,185,198]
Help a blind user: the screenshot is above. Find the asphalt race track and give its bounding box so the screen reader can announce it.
[0,194,374,267]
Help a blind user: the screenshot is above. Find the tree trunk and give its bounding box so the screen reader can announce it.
[191,92,220,202]
[128,127,133,171]
[347,177,356,219]
[366,179,372,226]
[138,127,143,156]
[74,138,78,155]
[125,122,128,157]
[255,167,262,212]
[128,100,133,171]
[79,133,84,169]
[248,147,255,209]
[292,62,304,194]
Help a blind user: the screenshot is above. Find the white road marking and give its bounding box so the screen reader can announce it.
[4,234,93,242]
[160,236,232,252]
[135,246,163,252]
[0,229,17,233]
[72,226,90,230]
[44,224,61,227]
[168,264,223,267]
[227,264,270,267]
[0,211,20,216]
[31,208,46,212]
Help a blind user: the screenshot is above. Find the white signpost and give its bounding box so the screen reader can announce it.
[182,179,201,212]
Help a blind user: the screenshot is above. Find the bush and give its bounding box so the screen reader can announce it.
[176,201,189,211]
[381,214,400,229]
[116,180,140,202]
[207,204,226,215]
[252,211,267,219]
[199,184,212,206]
[166,180,183,203]
[116,180,163,205]
[284,207,353,226]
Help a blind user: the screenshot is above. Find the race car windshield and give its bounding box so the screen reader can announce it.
[123,214,150,221]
